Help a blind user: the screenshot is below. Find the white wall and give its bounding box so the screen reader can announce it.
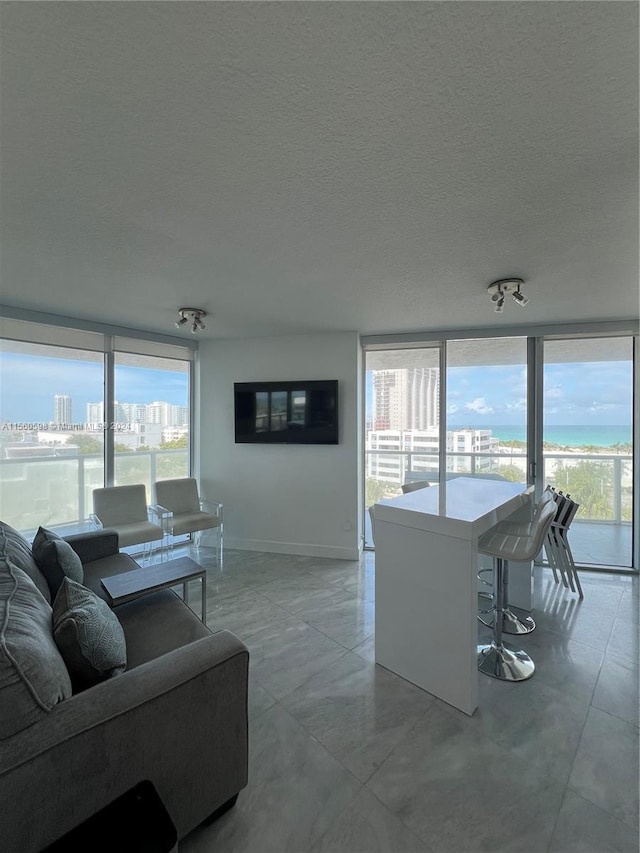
[197,332,361,560]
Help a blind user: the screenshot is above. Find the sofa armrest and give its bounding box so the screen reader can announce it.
[64,528,120,564]
[1,630,249,851]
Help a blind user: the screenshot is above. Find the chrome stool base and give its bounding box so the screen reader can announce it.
[478,609,536,635]
[502,609,535,635]
[477,642,535,682]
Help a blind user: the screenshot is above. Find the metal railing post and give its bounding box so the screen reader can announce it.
[613,456,622,524]
[150,450,157,494]
[78,456,85,525]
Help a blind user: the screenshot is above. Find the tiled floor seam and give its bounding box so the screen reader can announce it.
[563,701,635,830]
[262,594,374,656]
[355,784,437,853]
[435,679,588,791]
[304,782,366,852]
[269,700,366,852]
[565,781,640,834]
[360,701,436,791]
[544,779,573,852]
[590,695,640,730]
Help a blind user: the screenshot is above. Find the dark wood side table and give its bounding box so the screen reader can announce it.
[101,556,207,624]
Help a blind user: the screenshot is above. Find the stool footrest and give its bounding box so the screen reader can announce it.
[478,609,536,635]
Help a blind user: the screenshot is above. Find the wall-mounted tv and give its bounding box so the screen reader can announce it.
[234,380,339,445]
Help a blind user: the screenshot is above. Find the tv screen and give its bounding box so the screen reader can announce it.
[234,380,339,444]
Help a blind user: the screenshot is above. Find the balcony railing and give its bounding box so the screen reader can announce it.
[365,449,633,525]
[0,449,189,533]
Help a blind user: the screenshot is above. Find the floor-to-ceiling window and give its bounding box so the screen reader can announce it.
[364,346,441,548]
[0,338,105,532]
[363,324,637,572]
[446,337,528,482]
[542,336,634,569]
[0,317,195,538]
[113,351,190,496]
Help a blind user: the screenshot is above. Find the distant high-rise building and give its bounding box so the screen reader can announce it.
[86,402,104,424]
[169,405,189,427]
[366,427,499,483]
[146,401,168,426]
[86,399,188,428]
[372,368,439,431]
[54,395,72,426]
[132,404,148,423]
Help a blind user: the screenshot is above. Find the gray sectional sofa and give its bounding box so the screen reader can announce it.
[0,520,249,852]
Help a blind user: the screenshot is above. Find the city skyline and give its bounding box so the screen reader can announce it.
[0,352,189,423]
[0,350,633,431]
[366,361,633,429]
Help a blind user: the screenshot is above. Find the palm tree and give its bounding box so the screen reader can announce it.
[554,460,613,520]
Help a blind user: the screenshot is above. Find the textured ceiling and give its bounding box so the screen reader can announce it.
[1,2,638,340]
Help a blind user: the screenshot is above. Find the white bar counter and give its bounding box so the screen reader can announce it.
[374,477,532,715]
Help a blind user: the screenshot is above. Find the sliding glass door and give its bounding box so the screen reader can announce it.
[542,337,634,569]
[364,328,636,571]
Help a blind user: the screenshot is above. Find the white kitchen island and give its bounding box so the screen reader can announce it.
[374,477,533,716]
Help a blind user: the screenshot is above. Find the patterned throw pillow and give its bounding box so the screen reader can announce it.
[52,577,127,690]
[32,526,84,598]
[0,562,72,739]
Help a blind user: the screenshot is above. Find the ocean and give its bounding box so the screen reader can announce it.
[485,425,632,448]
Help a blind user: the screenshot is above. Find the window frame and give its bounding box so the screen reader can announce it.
[362,320,639,572]
[0,307,196,527]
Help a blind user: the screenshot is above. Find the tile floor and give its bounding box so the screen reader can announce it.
[178,547,639,853]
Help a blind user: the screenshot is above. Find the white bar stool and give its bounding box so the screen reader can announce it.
[477,488,556,636]
[477,495,557,682]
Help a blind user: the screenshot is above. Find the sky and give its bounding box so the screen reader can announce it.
[365,361,633,428]
[0,351,632,428]
[0,353,188,423]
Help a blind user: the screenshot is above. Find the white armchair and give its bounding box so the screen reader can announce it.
[152,478,223,565]
[91,484,166,562]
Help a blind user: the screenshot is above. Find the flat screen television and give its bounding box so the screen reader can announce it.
[234,380,339,444]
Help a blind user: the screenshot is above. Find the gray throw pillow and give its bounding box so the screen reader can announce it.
[0,562,72,740]
[32,526,83,598]
[52,577,126,690]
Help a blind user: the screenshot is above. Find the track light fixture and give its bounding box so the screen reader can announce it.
[175,308,207,334]
[511,286,529,307]
[487,279,528,313]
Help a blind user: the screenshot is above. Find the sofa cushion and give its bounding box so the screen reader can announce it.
[0,520,51,604]
[32,526,84,598]
[52,577,127,690]
[115,589,211,669]
[0,562,72,740]
[169,511,221,537]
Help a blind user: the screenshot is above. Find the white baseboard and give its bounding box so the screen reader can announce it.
[223,536,360,561]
